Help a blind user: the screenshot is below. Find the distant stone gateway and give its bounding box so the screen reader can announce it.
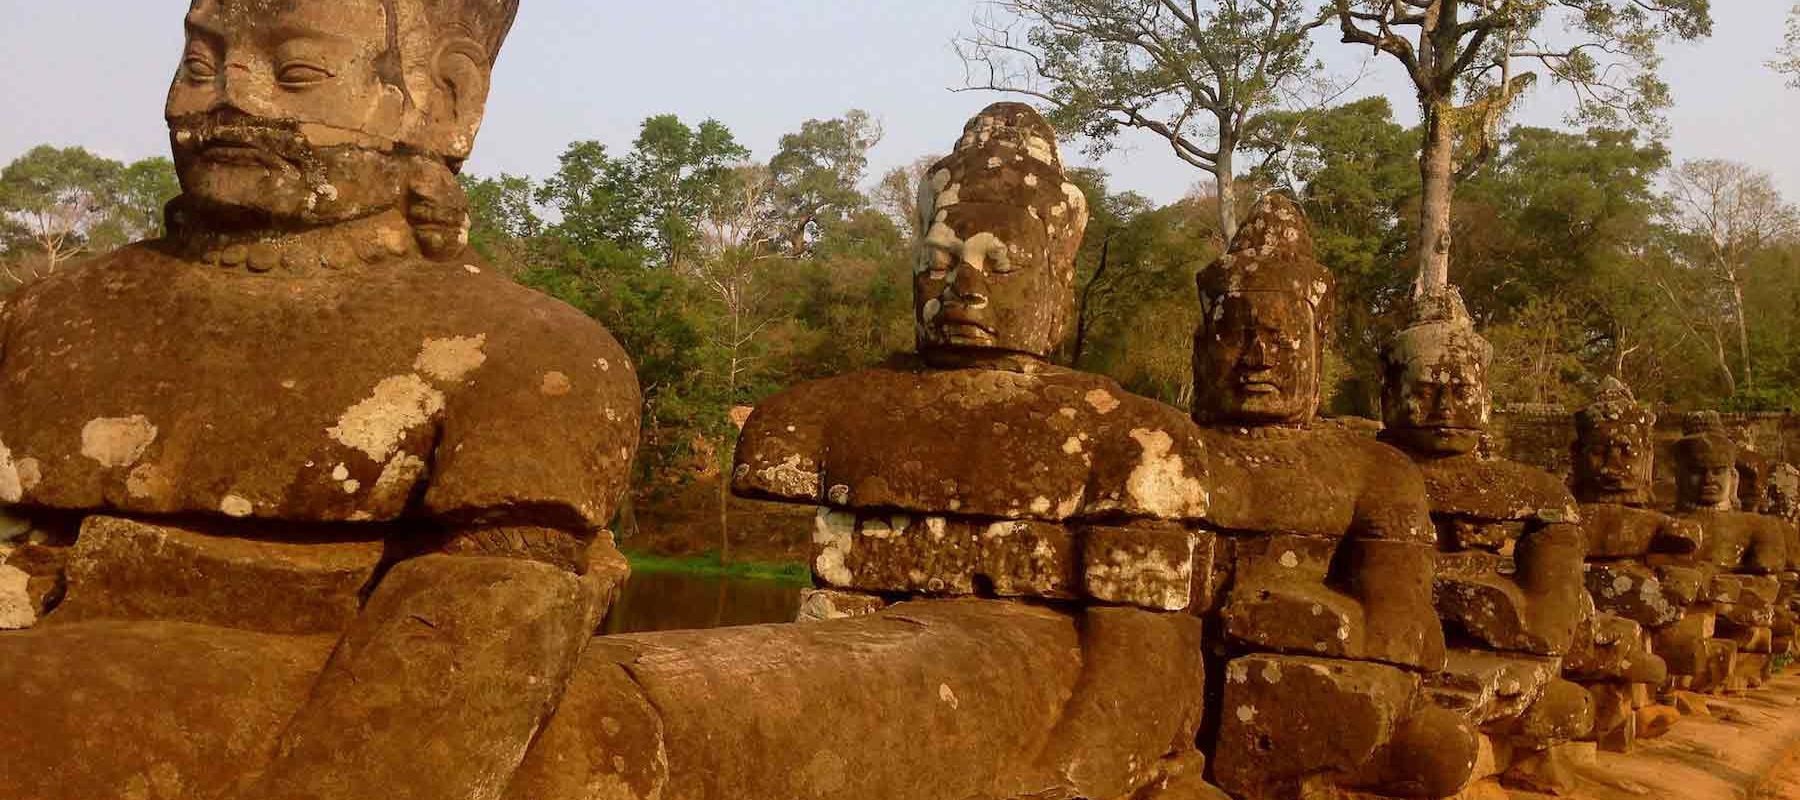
[4,3,1800,800]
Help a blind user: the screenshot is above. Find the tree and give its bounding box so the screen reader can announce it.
[536,118,750,271]
[768,111,883,256]
[109,157,179,244]
[623,116,752,270]
[463,172,543,272]
[1328,0,1711,295]
[958,0,1322,243]
[1774,3,1800,87]
[536,140,640,257]
[872,155,940,237]
[0,145,125,284]
[1661,160,1798,397]
[692,163,785,562]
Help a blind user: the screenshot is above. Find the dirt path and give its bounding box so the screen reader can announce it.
[1547,674,1800,800]
[1754,740,1800,800]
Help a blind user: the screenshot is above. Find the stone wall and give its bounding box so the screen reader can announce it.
[1490,407,1800,507]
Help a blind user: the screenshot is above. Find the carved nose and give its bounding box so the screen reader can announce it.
[216,62,274,117]
[1245,336,1274,368]
[945,263,990,310]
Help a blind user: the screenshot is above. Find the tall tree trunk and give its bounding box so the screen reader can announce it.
[1215,149,1239,245]
[1416,101,1456,297]
[1070,237,1111,366]
[1730,278,1753,393]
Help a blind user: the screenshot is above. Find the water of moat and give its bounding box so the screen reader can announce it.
[603,569,805,634]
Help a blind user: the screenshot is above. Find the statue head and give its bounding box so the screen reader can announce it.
[1192,195,1331,426]
[1380,289,1492,456]
[1674,412,1739,512]
[164,0,517,246]
[1572,378,1657,506]
[913,103,1088,362]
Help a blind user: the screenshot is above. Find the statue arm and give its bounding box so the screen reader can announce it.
[254,540,602,800]
[258,338,636,800]
[731,389,828,504]
[1347,451,1446,670]
[1514,520,1587,653]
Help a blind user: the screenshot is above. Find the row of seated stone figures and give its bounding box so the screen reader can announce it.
[735,105,1800,797]
[0,2,1797,799]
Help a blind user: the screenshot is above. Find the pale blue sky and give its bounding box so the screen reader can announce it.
[2,1,1795,204]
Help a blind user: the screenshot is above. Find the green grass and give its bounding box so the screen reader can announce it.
[624,551,812,585]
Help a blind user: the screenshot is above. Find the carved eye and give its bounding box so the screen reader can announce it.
[184,53,217,81]
[277,62,333,87]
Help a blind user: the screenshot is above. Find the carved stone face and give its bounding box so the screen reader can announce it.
[1574,424,1653,505]
[1676,441,1738,512]
[1383,348,1489,456]
[167,1,411,223]
[916,202,1062,357]
[165,0,499,227]
[1195,292,1318,425]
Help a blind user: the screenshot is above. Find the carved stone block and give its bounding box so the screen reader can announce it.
[1081,523,1201,611]
[53,515,384,634]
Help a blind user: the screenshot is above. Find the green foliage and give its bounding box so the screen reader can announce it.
[768,110,881,255]
[535,117,750,270]
[623,550,811,585]
[1,146,176,288]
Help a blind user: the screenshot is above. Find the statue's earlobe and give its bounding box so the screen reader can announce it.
[430,39,491,159]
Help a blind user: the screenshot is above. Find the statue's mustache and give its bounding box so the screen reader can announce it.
[169,113,312,165]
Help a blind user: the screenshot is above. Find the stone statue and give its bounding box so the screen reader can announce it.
[1195,196,1476,799]
[1672,414,1792,691]
[1567,380,1705,690]
[730,102,1218,798]
[0,2,642,797]
[1764,461,1800,657]
[1378,289,1595,785]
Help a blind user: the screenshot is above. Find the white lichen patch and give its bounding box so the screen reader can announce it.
[413,334,488,383]
[813,507,857,587]
[1085,533,1196,611]
[220,495,254,518]
[329,375,446,462]
[373,453,427,504]
[1124,429,1208,518]
[0,565,34,630]
[1236,705,1258,724]
[541,371,574,397]
[0,437,21,504]
[125,463,165,500]
[332,464,350,481]
[1228,661,1251,684]
[754,452,821,501]
[79,416,158,468]
[939,683,960,709]
[1085,389,1120,415]
[1062,436,1083,455]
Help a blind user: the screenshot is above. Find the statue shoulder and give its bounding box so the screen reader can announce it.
[731,369,901,504]
[1418,456,1577,523]
[416,267,643,531]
